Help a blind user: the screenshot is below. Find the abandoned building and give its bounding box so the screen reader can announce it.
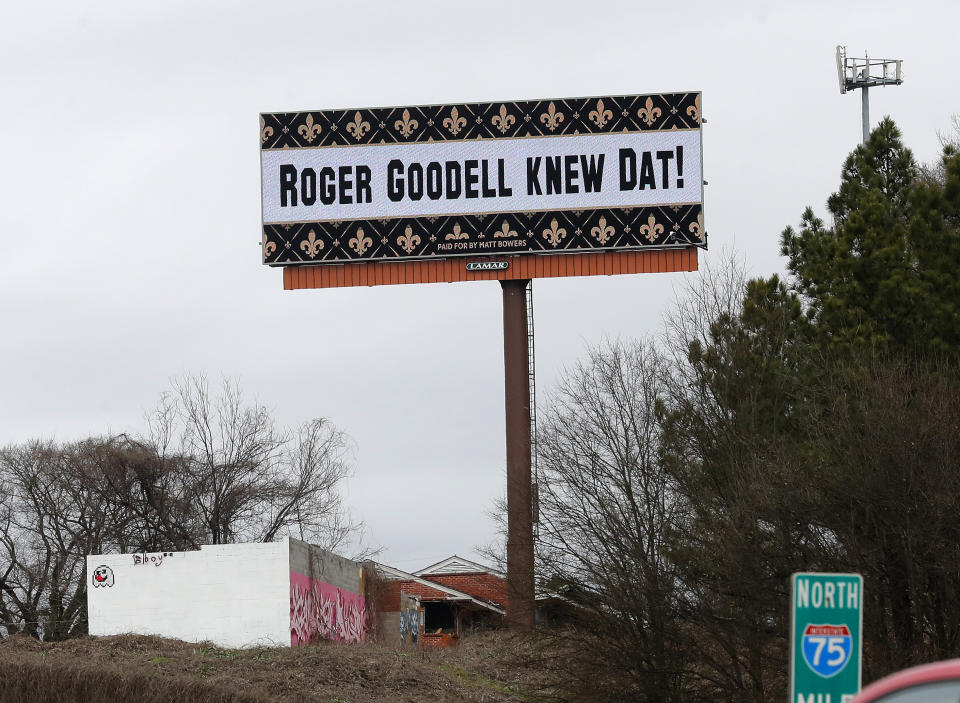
[376,555,509,647]
[87,537,371,648]
[87,541,568,649]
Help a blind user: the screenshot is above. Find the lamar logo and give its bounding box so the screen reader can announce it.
[466,261,509,271]
[92,565,114,588]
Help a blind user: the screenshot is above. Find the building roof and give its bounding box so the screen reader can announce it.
[373,562,505,616]
[414,555,505,578]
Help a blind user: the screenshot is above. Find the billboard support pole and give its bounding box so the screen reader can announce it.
[501,278,535,630]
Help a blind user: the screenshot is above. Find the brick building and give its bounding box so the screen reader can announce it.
[376,556,508,647]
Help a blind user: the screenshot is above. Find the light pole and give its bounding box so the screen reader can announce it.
[836,46,904,144]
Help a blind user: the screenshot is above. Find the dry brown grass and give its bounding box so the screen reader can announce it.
[0,632,546,703]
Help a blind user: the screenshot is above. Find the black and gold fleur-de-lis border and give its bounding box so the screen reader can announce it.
[262,206,705,265]
[260,93,701,149]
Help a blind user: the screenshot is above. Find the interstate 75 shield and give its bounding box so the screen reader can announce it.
[801,624,852,677]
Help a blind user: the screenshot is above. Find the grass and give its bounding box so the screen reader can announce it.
[0,631,544,703]
[440,663,542,702]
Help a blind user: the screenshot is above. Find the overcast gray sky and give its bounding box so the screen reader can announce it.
[1,0,956,571]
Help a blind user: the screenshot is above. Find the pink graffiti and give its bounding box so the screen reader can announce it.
[289,572,367,646]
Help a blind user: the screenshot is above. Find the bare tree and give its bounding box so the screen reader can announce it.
[661,247,748,377]
[922,114,960,184]
[0,439,119,640]
[148,374,359,551]
[527,338,690,703]
[78,434,201,552]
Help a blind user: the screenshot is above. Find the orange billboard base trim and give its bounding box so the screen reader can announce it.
[282,248,698,290]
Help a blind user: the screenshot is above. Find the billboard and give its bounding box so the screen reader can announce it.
[260,93,703,267]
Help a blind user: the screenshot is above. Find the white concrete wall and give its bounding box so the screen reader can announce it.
[87,538,291,648]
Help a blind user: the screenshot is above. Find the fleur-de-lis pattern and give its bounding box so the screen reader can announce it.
[263,205,704,265]
[260,116,274,144]
[397,225,421,254]
[638,97,662,127]
[261,93,701,149]
[494,221,517,238]
[300,230,324,258]
[260,94,704,265]
[297,114,321,143]
[542,218,567,246]
[345,111,370,141]
[639,214,664,243]
[442,106,467,136]
[590,217,615,245]
[445,223,468,241]
[539,102,564,131]
[349,227,372,255]
[588,99,613,128]
[262,235,276,258]
[394,109,419,138]
[490,104,516,134]
[689,211,704,240]
[686,94,701,124]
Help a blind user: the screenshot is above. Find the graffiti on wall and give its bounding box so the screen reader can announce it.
[91,565,114,588]
[399,605,419,645]
[289,573,367,645]
[132,552,172,566]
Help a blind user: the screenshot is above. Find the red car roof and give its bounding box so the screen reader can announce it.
[852,659,960,702]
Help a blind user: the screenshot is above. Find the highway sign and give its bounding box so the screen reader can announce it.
[790,573,863,703]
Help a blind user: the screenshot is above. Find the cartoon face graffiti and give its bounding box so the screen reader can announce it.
[91,565,114,588]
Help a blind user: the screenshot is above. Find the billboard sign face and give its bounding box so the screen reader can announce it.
[790,573,863,703]
[260,94,703,266]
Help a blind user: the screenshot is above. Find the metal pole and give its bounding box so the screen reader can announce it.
[501,279,535,630]
[860,55,870,144]
[861,83,869,144]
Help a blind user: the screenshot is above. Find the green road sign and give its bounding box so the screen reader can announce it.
[790,573,863,703]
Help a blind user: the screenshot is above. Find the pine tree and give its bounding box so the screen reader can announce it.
[781,117,960,356]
